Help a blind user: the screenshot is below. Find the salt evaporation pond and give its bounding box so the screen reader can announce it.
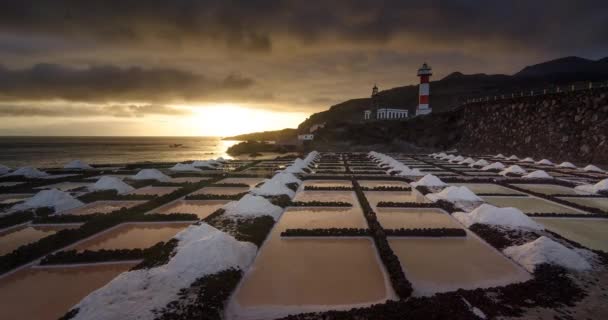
[389,232,531,296]
[0,193,32,204]
[449,183,524,195]
[128,186,180,196]
[556,197,608,212]
[377,208,461,229]
[191,186,250,196]
[230,230,389,319]
[153,200,229,219]
[302,180,353,188]
[216,177,266,188]
[280,207,368,230]
[533,217,608,251]
[364,191,428,209]
[358,180,410,188]
[0,225,77,256]
[169,177,211,184]
[511,184,585,195]
[72,223,190,251]
[62,200,145,216]
[292,191,356,203]
[0,263,135,320]
[34,181,92,192]
[482,196,586,215]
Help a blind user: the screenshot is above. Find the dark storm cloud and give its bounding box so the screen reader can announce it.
[0,103,192,118]
[1,0,607,53]
[0,63,254,102]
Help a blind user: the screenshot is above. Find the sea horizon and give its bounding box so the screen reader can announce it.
[0,136,243,168]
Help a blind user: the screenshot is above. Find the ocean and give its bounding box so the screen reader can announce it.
[0,137,240,168]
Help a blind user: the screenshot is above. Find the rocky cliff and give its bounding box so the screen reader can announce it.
[457,88,608,164]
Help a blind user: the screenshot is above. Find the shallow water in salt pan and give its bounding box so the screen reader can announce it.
[376,208,460,229]
[0,263,135,320]
[533,218,608,251]
[556,197,608,211]
[128,186,180,196]
[0,225,76,256]
[0,193,32,204]
[389,233,531,296]
[293,191,356,203]
[511,184,586,195]
[279,207,367,230]
[35,181,92,191]
[72,223,190,251]
[153,200,229,219]
[62,200,144,216]
[364,191,428,209]
[231,229,388,315]
[482,196,586,214]
[191,186,250,196]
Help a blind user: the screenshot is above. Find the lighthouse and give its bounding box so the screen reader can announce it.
[416,62,432,116]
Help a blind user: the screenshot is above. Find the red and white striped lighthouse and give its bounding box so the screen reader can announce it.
[416,62,432,116]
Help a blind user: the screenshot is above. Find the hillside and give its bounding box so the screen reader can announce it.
[225,56,608,141]
[222,128,297,141]
[297,55,608,131]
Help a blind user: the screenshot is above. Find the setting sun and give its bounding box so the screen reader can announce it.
[181,103,307,137]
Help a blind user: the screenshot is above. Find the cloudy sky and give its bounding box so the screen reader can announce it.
[1,0,607,136]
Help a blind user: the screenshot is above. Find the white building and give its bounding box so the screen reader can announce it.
[363,85,409,121]
[376,108,408,120]
[297,134,314,141]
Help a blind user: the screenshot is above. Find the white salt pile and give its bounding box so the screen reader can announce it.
[481,162,505,171]
[557,162,577,169]
[506,155,519,160]
[90,176,134,195]
[495,153,506,158]
[583,164,605,173]
[4,167,48,178]
[169,163,203,172]
[411,174,447,188]
[132,169,171,182]
[450,155,465,163]
[251,179,296,198]
[11,189,83,213]
[69,223,257,320]
[453,204,544,230]
[523,170,552,179]
[458,157,476,165]
[426,186,482,202]
[521,157,535,163]
[192,159,223,169]
[272,172,302,185]
[503,236,591,273]
[222,194,283,221]
[499,165,527,176]
[574,178,608,194]
[0,164,12,175]
[470,159,489,167]
[535,159,554,165]
[64,160,93,170]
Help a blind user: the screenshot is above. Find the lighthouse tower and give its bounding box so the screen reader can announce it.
[416,62,432,116]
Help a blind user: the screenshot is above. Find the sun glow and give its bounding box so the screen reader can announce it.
[178,103,307,137]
